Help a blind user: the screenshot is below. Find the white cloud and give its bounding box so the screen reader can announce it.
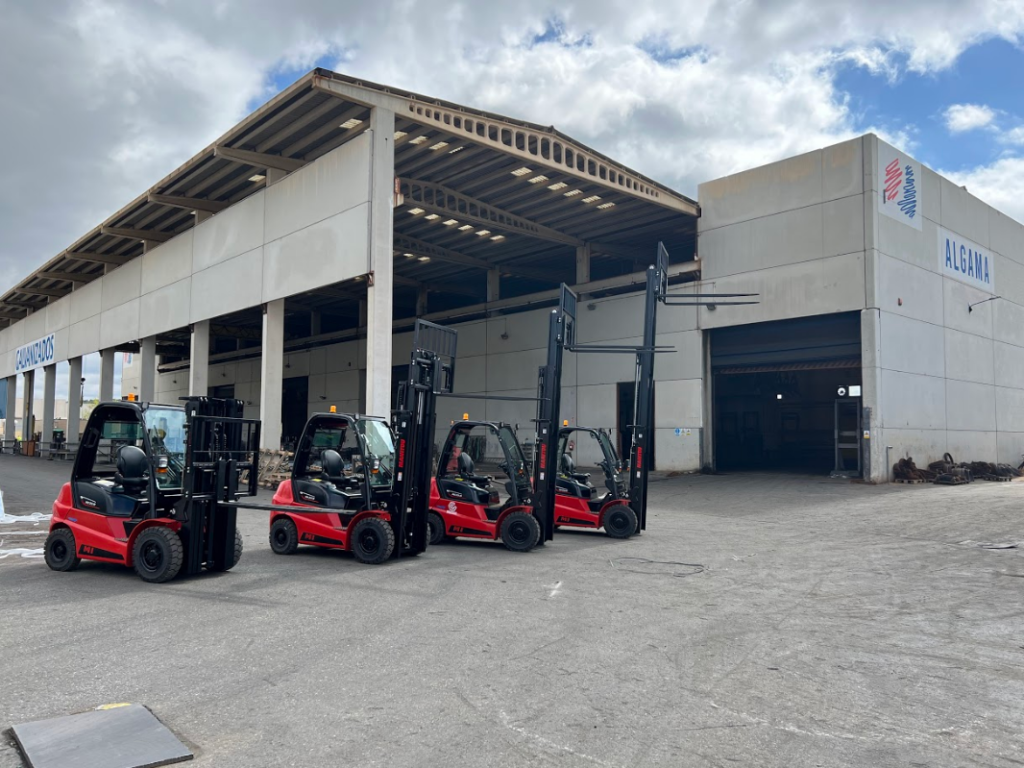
[942,156,1024,225]
[999,126,1024,145]
[1,0,1024,292]
[944,103,997,133]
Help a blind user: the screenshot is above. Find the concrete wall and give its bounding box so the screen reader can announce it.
[0,135,373,378]
[697,133,1024,480]
[152,288,706,470]
[863,136,1024,478]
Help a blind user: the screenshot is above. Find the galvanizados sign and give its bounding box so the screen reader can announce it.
[877,146,922,231]
[14,333,56,373]
[938,228,995,293]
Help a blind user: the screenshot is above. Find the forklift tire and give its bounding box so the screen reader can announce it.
[427,512,448,546]
[206,529,244,572]
[132,527,184,583]
[270,517,299,555]
[44,528,81,572]
[603,504,638,539]
[350,517,395,564]
[500,511,541,552]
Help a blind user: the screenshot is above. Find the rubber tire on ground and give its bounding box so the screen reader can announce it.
[132,527,184,583]
[427,512,448,546]
[603,503,638,539]
[44,528,81,572]
[269,517,299,555]
[500,511,541,552]
[350,517,396,564]
[206,528,244,572]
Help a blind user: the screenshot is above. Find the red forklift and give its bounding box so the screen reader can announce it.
[44,397,260,583]
[431,244,757,543]
[266,319,456,563]
[427,285,577,551]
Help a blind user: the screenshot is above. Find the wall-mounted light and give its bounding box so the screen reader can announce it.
[776,394,783,400]
[968,296,1001,313]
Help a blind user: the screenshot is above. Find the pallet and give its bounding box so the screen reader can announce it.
[934,476,970,485]
[894,478,928,484]
[980,474,1014,482]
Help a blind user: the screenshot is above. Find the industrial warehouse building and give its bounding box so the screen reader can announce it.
[1,69,1022,484]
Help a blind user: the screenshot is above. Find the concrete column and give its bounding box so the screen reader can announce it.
[189,320,210,396]
[416,288,428,317]
[266,168,288,186]
[4,375,16,443]
[310,310,322,336]
[67,357,82,445]
[861,308,886,483]
[358,300,367,328]
[486,269,501,303]
[42,364,56,449]
[99,349,115,401]
[260,299,285,450]
[23,369,35,440]
[575,244,591,285]
[365,105,395,417]
[140,336,157,402]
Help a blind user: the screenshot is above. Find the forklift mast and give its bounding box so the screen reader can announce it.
[178,397,260,575]
[532,285,577,543]
[391,320,458,556]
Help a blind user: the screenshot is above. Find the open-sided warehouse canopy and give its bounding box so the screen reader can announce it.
[0,69,698,329]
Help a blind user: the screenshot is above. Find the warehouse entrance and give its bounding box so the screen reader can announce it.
[711,313,862,474]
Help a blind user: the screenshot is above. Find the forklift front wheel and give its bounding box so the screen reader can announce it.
[132,527,184,583]
[44,528,81,572]
[350,517,396,564]
[603,504,638,539]
[500,512,541,552]
[270,518,299,555]
[427,512,448,546]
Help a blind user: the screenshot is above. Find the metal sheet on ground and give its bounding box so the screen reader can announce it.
[11,704,192,768]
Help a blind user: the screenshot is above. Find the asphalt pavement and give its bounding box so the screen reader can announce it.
[1,455,1022,767]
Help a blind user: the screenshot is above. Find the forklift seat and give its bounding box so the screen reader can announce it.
[115,446,150,494]
[321,449,345,480]
[560,453,592,485]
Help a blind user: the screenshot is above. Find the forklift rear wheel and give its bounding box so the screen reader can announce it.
[270,518,299,555]
[427,512,448,546]
[603,504,638,539]
[351,517,396,564]
[500,512,541,552]
[206,529,244,572]
[132,527,184,583]
[44,528,81,572]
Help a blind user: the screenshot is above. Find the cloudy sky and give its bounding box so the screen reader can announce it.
[2,0,1024,401]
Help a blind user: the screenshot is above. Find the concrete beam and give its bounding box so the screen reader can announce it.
[312,73,698,216]
[189,321,210,396]
[147,193,229,213]
[398,177,582,247]
[392,273,478,299]
[260,300,285,450]
[576,243,591,284]
[213,145,306,173]
[99,349,115,401]
[0,308,26,319]
[100,226,173,244]
[392,234,558,283]
[487,269,501,303]
[37,271,101,283]
[365,106,395,417]
[17,286,68,298]
[67,357,82,444]
[64,250,132,266]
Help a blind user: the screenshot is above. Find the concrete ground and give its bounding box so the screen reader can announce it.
[1,455,1022,767]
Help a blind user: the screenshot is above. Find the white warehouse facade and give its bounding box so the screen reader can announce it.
[1,70,1022,483]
